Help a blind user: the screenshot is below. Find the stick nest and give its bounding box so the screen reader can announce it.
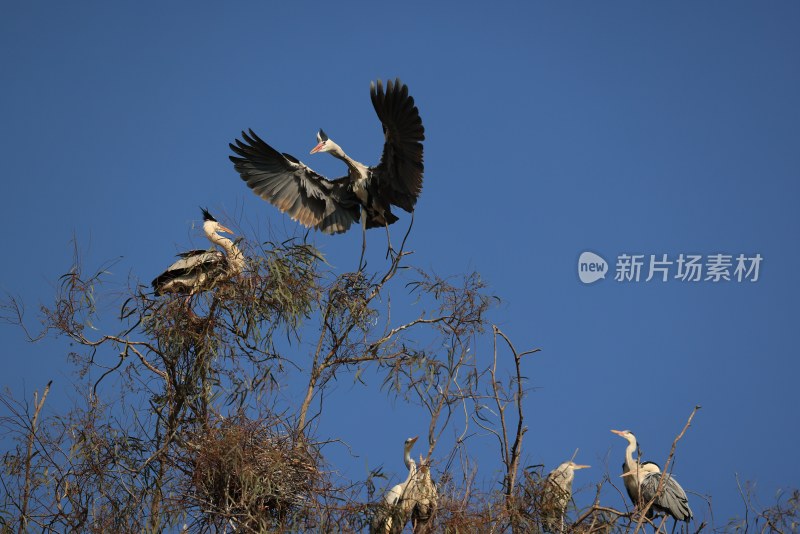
[188,416,320,529]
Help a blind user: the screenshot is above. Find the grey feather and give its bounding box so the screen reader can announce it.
[640,471,692,522]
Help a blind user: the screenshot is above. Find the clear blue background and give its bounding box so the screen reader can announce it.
[1,1,798,527]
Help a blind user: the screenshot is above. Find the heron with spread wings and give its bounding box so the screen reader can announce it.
[229,79,424,265]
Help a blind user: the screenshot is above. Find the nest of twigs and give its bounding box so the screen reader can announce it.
[187,416,320,530]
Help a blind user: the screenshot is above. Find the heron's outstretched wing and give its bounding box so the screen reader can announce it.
[230,129,360,234]
[370,78,425,213]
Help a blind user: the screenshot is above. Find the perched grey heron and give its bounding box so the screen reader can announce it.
[611,429,647,514]
[229,79,424,265]
[541,460,590,533]
[151,209,245,296]
[373,436,419,534]
[621,462,692,525]
[613,430,692,527]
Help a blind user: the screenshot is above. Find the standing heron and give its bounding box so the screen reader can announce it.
[612,430,692,528]
[151,209,245,296]
[373,436,419,534]
[610,430,647,514]
[621,462,692,527]
[229,78,424,265]
[541,460,590,533]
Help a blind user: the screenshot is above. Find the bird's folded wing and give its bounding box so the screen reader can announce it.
[175,249,212,259]
[166,250,223,271]
[660,475,693,520]
[151,250,225,289]
[370,78,425,213]
[229,129,358,234]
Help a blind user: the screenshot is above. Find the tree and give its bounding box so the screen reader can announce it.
[1,226,796,533]
[1,226,500,532]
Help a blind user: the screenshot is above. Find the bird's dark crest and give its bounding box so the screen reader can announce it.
[317,129,328,141]
[201,207,217,222]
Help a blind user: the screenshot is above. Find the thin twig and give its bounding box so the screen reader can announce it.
[635,405,701,534]
[19,380,52,534]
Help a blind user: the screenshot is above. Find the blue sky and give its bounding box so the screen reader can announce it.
[1,1,798,527]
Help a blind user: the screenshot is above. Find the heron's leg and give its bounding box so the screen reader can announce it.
[384,221,396,260]
[358,213,368,271]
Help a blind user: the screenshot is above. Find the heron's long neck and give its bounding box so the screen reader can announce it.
[207,232,245,274]
[625,439,637,470]
[328,145,369,181]
[403,449,417,475]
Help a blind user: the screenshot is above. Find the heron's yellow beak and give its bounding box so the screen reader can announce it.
[310,142,325,154]
[573,464,590,470]
[610,429,625,437]
[218,224,234,235]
